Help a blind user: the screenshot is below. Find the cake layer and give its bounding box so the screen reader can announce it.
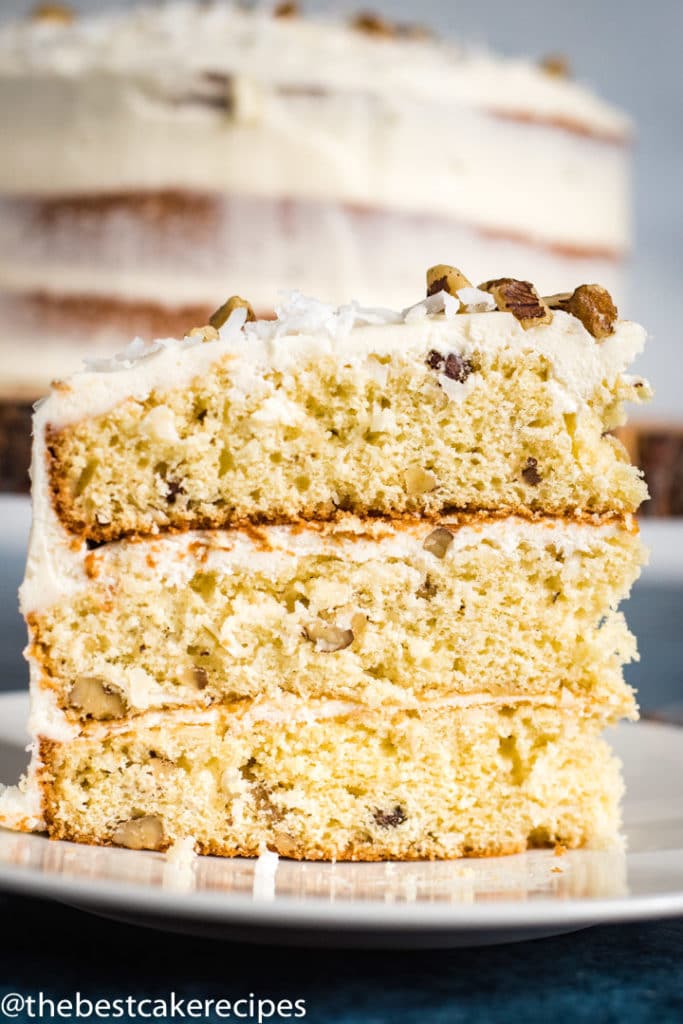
[0,6,629,251]
[40,293,649,544]
[26,515,642,723]
[37,702,623,860]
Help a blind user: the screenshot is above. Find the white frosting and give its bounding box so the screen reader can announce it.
[28,513,637,614]
[0,4,628,131]
[33,295,647,429]
[0,4,629,253]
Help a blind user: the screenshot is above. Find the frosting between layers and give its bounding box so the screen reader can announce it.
[21,510,637,614]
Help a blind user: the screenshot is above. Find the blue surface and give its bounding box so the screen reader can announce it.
[0,895,681,1023]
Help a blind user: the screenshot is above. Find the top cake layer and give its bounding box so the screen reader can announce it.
[38,274,649,544]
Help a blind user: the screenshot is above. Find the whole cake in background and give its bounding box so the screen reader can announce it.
[0,1,631,488]
[0,266,650,859]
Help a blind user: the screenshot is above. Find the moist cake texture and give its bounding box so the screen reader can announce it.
[0,267,650,859]
[45,289,648,543]
[41,702,622,860]
[30,515,641,722]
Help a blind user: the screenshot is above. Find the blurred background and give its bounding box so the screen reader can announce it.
[2,0,681,414]
[0,0,681,715]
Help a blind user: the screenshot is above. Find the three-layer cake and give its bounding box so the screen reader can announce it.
[0,267,649,858]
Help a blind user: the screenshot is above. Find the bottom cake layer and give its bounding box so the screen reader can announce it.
[36,702,622,860]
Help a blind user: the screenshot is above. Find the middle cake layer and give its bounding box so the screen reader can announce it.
[27,514,643,724]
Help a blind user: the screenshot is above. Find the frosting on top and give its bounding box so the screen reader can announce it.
[0,2,629,136]
[37,289,648,430]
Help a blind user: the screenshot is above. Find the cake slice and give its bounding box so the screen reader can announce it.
[1,269,650,859]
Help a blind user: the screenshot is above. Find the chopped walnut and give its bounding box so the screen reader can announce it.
[444,352,472,382]
[187,324,220,343]
[304,621,354,653]
[112,815,165,852]
[546,284,618,340]
[480,278,552,329]
[373,806,407,828]
[539,53,571,77]
[165,479,185,504]
[425,350,473,383]
[181,666,209,691]
[209,295,255,330]
[416,575,438,599]
[521,457,542,486]
[351,11,394,36]
[404,467,438,496]
[426,264,471,297]
[422,527,454,559]
[68,677,126,720]
[31,2,74,23]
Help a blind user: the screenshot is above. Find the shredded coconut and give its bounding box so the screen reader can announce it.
[457,286,497,313]
[252,848,279,900]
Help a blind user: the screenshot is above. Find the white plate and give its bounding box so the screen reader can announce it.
[1,693,682,947]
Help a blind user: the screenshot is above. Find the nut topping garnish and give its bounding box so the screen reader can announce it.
[187,324,220,343]
[31,3,74,23]
[539,53,571,78]
[422,527,454,559]
[68,677,127,720]
[351,11,394,36]
[208,295,255,330]
[426,264,472,297]
[425,350,473,383]
[546,284,618,340]
[479,278,552,329]
[373,806,407,828]
[273,1,298,16]
[404,466,438,496]
[112,815,165,852]
[521,457,542,486]
[304,622,354,653]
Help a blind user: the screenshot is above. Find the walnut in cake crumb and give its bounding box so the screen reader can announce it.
[68,677,127,720]
[404,466,438,495]
[113,815,165,852]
